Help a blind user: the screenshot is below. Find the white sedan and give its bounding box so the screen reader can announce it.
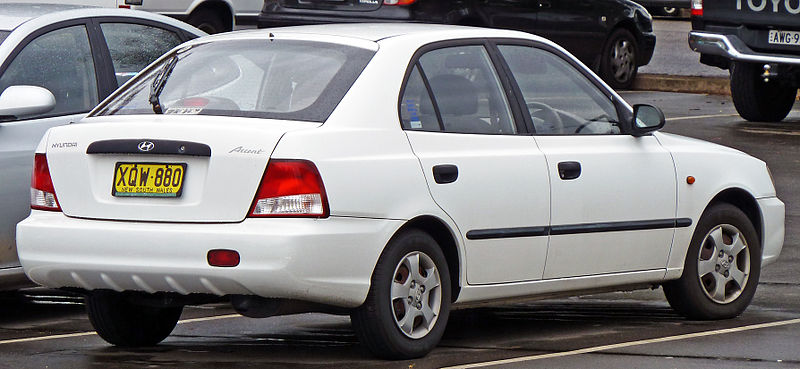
[16,24,784,359]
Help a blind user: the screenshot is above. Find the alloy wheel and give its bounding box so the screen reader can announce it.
[696,224,751,304]
[390,251,442,339]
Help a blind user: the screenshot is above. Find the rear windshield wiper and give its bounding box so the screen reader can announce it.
[149,55,179,114]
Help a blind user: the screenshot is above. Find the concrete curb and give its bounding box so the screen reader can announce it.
[632,73,730,95]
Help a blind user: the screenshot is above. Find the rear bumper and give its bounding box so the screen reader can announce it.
[758,196,785,267]
[258,13,410,28]
[17,211,402,308]
[689,31,800,66]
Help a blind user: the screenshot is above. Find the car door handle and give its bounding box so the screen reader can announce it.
[558,161,581,180]
[433,164,459,184]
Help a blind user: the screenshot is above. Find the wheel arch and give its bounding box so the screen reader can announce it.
[188,0,234,32]
[706,187,763,250]
[609,20,645,65]
[395,216,462,302]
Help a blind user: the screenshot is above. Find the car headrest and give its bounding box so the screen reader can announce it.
[427,74,478,116]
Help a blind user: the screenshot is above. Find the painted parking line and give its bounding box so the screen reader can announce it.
[666,113,740,122]
[0,313,241,346]
[442,317,800,369]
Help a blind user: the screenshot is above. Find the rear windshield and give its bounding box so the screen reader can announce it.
[93,39,375,122]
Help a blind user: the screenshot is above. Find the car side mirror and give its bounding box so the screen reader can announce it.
[631,104,665,136]
[0,85,56,120]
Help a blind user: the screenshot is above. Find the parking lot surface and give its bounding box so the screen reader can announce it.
[1,90,798,368]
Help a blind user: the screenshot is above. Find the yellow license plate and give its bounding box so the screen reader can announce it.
[112,162,187,197]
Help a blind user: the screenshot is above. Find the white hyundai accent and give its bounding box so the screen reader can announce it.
[16,24,784,359]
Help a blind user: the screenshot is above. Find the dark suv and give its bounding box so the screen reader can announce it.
[258,0,656,90]
[690,0,800,122]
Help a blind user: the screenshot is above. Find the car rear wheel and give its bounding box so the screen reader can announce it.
[663,203,761,320]
[600,28,639,90]
[730,61,797,122]
[87,290,183,346]
[350,229,451,359]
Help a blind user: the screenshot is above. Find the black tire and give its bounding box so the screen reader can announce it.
[187,9,227,34]
[350,229,451,359]
[599,28,639,90]
[86,290,183,346]
[661,7,679,16]
[663,203,761,320]
[730,61,797,122]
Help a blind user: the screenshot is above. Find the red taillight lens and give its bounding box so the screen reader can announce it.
[31,153,61,211]
[249,159,329,218]
[208,249,240,267]
[384,0,416,5]
[691,0,703,17]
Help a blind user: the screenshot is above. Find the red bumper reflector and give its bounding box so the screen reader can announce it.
[207,249,240,267]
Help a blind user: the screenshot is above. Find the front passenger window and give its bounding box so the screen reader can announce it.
[498,45,620,135]
[0,25,98,120]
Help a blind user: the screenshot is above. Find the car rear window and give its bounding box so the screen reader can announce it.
[0,31,9,45]
[93,39,375,122]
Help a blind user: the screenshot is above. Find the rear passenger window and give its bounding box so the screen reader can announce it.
[400,45,516,135]
[400,65,439,131]
[100,23,183,87]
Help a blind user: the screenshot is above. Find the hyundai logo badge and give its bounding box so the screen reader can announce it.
[138,141,155,152]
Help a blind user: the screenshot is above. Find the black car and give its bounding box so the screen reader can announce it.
[258,0,656,90]
[634,0,690,16]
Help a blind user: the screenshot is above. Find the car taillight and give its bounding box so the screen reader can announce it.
[31,153,61,211]
[249,159,329,218]
[691,0,703,17]
[384,0,416,5]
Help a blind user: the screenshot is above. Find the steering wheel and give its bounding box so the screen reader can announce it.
[527,102,563,134]
[574,113,613,134]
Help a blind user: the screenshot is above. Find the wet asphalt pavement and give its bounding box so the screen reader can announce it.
[1,90,800,368]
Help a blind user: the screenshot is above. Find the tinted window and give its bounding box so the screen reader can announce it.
[0,31,10,45]
[415,45,515,135]
[95,39,375,122]
[0,25,98,120]
[100,23,183,86]
[498,45,620,135]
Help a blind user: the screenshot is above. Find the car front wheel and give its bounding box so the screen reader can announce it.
[663,203,761,320]
[600,28,639,90]
[350,229,451,359]
[730,61,797,122]
[87,290,183,346]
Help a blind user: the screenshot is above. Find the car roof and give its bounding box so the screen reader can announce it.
[256,22,534,42]
[0,3,206,35]
[0,3,94,31]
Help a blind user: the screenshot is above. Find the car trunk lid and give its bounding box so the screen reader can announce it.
[44,115,319,222]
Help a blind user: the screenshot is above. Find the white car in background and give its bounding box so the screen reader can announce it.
[0,3,205,290]
[12,0,264,33]
[16,24,784,359]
